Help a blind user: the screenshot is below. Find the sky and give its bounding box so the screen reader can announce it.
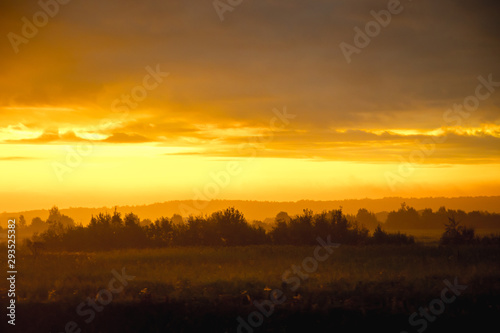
[1,0,499,212]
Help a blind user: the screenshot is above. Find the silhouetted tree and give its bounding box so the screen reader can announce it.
[18,215,27,229]
[172,214,184,225]
[275,211,291,224]
[30,217,46,234]
[270,209,369,245]
[111,208,123,228]
[356,208,378,230]
[440,217,475,245]
[385,203,421,229]
[47,206,74,228]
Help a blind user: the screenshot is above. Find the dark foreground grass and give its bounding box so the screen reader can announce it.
[1,244,499,332]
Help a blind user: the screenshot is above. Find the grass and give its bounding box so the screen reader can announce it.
[2,243,499,332]
[8,244,499,303]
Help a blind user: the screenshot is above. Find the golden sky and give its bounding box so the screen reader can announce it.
[1,0,499,211]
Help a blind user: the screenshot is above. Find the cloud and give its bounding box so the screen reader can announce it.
[102,132,152,143]
[0,0,499,164]
[1,0,498,122]
[4,128,80,143]
[160,126,500,163]
[0,156,38,161]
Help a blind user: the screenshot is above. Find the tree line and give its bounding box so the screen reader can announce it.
[383,203,500,230]
[21,206,415,252]
[7,204,499,252]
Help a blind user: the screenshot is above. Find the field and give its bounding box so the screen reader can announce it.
[2,243,499,332]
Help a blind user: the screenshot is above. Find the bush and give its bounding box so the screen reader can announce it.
[440,217,475,245]
[370,225,415,245]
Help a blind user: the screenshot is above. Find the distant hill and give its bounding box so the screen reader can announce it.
[1,196,500,228]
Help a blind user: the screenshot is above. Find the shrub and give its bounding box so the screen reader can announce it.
[439,217,475,245]
[370,225,415,245]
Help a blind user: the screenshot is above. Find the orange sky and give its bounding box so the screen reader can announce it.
[1,0,499,212]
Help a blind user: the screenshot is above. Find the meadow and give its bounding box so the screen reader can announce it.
[3,243,499,332]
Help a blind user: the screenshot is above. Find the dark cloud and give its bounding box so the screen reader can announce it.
[0,0,499,162]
